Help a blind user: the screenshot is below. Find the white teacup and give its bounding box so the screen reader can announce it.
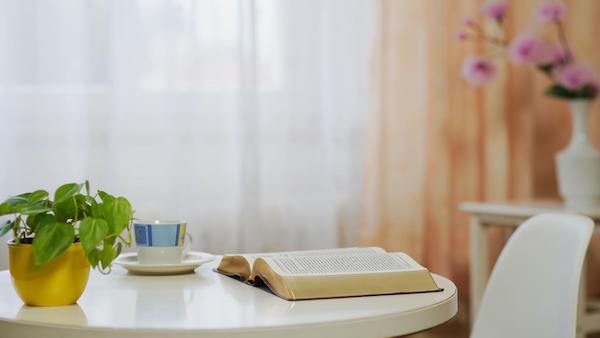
[133,220,191,265]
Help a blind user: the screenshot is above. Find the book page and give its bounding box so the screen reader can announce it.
[264,252,424,276]
[239,247,385,267]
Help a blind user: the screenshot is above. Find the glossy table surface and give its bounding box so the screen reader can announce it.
[0,258,458,338]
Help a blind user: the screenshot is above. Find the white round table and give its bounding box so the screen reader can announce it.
[0,259,457,338]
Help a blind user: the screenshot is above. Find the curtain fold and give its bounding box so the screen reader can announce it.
[0,0,376,269]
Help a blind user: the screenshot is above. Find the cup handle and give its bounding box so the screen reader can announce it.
[182,233,193,258]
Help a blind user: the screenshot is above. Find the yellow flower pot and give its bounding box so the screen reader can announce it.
[8,241,90,306]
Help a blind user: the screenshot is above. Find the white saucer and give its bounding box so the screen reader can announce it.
[114,251,215,276]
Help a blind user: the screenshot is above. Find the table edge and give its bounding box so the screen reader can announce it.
[0,273,457,335]
[459,201,600,219]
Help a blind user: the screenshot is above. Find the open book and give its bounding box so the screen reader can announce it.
[216,247,442,300]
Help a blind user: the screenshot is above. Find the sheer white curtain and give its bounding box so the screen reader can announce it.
[0,0,375,268]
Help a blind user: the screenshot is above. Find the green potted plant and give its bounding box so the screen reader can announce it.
[0,181,133,306]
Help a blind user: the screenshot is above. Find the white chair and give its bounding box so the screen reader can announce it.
[471,213,594,338]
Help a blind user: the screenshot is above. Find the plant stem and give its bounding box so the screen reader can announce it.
[73,196,79,222]
[555,20,572,63]
[98,265,111,275]
[118,234,131,246]
[13,216,20,244]
[125,213,134,245]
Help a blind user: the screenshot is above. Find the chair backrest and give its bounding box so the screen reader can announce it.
[471,213,594,338]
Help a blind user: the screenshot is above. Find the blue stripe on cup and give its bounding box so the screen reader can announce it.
[147,225,152,246]
[134,223,183,247]
[134,224,148,245]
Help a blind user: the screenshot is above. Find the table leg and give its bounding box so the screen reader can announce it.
[470,216,488,325]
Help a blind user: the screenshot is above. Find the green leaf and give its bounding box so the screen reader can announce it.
[52,199,77,222]
[54,183,83,204]
[0,220,13,237]
[51,184,88,222]
[26,212,44,231]
[16,202,51,216]
[114,242,122,258]
[85,180,90,196]
[52,193,89,223]
[545,83,598,100]
[578,84,598,99]
[4,195,29,207]
[72,194,91,217]
[545,84,579,99]
[33,222,74,267]
[0,203,15,216]
[36,214,57,231]
[28,190,48,204]
[100,244,115,269]
[104,235,116,247]
[104,197,132,236]
[87,248,101,268]
[79,217,108,255]
[537,63,554,74]
[98,191,115,203]
[90,198,102,218]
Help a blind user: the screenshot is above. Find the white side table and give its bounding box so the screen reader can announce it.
[460,201,600,337]
[0,258,458,338]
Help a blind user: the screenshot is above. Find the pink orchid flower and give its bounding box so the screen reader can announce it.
[536,43,568,64]
[554,62,597,90]
[461,57,497,86]
[547,46,568,64]
[509,32,556,64]
[463,17,475,27]
[536,1,566,22]
[481,0,508,22]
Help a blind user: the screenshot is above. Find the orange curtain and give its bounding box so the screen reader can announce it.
[362,0,600,321]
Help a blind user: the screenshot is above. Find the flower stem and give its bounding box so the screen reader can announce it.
[555,20,572,63]
[466,21,507,47]
[483,36,507,47]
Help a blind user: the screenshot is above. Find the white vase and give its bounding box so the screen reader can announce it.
[555,99,600,211]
